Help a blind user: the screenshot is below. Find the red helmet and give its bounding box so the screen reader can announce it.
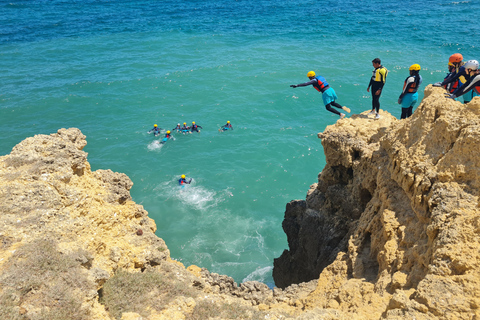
[449,53,463,63]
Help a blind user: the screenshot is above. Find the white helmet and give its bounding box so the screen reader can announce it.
[464,60,479,71]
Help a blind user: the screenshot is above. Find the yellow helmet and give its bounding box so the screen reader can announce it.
[183,122,186,125]
[227,121,230,124]
[307,71,315,77]
[181,174,185,179]
[409,64,421,71]
[167,130,171,134]
[154,124,157,127]
[192,121,195,124]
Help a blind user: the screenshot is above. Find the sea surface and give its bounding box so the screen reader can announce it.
[1,0,480,287]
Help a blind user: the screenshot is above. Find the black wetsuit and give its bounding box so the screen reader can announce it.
[191,124,203,132]
[368,65,388,113]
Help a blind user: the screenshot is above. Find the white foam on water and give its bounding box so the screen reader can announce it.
[243,266,273,283]
[154,177,228,211]
[176,184,220,211]
[147,140,164,151]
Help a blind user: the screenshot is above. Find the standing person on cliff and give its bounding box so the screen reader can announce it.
[290,71,350,119]
[398,64,423,119]
[367,58,388,119]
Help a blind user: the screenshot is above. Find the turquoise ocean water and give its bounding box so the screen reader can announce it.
[1,0,480,287]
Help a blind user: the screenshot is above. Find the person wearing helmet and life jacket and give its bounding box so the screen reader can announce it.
[172,123,182,132]
[367,58,388,119]
[443,62,463,94]
[148,124,161,136]
[398,64,423,119]
[290,71,350,119]
[220,121,233,131]
[190,121,203,133]
[433,53,473,103]
[160,130,172,144]
[446,60,480,100]
[178,174,192,186]
[181,122,190,134]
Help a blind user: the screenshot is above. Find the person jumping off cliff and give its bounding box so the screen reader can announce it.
[290,71,350,119]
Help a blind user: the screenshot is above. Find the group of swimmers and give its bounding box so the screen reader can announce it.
[149,121,234,143]
[148,121,206,144]
[148,121,233,185]
[291,54,480,120]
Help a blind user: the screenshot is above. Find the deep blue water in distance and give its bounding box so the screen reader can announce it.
[2,0,480,287]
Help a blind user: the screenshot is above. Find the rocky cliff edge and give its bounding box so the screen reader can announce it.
[273,85,480,319]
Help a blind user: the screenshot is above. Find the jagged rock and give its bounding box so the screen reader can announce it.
[275,86,480,319]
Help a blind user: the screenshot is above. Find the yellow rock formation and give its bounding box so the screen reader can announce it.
[275,86,480,319]
[1,86,479,319]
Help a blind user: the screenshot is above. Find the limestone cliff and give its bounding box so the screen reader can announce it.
[274,86,480,319]
[0,128,317,320]
[2,85,480,320]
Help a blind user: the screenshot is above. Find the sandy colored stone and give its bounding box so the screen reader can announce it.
[275,87,480,319]
[2,87,480,319]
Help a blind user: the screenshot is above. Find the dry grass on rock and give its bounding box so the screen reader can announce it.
[0,239,94,320]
